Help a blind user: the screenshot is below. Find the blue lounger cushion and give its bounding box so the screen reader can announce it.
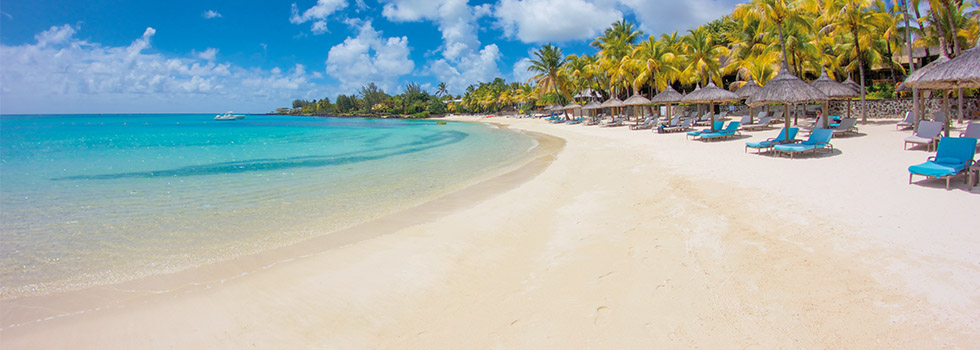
[907,161,964,178]
[773,129,833,153]
[686,120,724,136]
[746,128,798,148]
[700,122,741,139]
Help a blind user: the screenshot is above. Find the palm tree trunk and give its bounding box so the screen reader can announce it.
[945,2,961,55]
[887,42,898,84]
[905,0,922,132]
[945,2,964,123]
[776,21,789,67]
[913,1,932,58]
[853,27,868,122]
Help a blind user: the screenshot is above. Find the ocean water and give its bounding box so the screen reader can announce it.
[0,114,535,298]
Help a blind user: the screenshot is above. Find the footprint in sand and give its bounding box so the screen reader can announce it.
[594,306,610,325]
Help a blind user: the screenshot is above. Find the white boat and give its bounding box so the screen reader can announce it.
[214,111,245,120]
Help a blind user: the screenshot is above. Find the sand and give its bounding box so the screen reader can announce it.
[1,116,978,348]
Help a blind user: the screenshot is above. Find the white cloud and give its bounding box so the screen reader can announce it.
[620,0,738,36]
[380,0,479,60]
[0,25,322,114]
[378,0,502,95]
[512,57,535,84]
[203,10,222,19]
[197,48,218,61]
[290,0,348,34]
[35,24,76,47]
[494,0,623,43]
[431,44,502,93]
[324,20,414,93]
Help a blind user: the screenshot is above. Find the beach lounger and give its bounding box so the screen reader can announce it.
[565,116,584,124]
[896,111,915,129]
[770,111,784,124]
[686,120,724,139]
[693,113,713,126]
[933,111,946,125]
[660,118,693,133]
[630,116,656,130]
[744,127,799,154]
[736,115,752,129]
[601,117,625,127]
[832,118,859,136]
[904,120,943,151]
[586,113,605,126]
[959,122,980,139]
[742,115,772,131]
[699,121,742,141]
[908,136,978,190]
[772,128,834,158]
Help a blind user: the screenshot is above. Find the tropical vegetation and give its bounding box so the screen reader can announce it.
[279,0,978,120]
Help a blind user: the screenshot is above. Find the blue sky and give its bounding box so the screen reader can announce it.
[0,0,742,114]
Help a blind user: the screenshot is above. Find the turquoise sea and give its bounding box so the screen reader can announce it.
[0,114,535,299]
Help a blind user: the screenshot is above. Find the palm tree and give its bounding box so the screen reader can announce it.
[633,36,680,92]
[681,26,726,86]
[733,0,815,67]
[436,82,449,98]
[591,19,644,61]
[823,0,890,122]
[528,44,569,105]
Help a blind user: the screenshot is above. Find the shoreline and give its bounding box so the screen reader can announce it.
[2,116,977,348]
[0,124,564,331]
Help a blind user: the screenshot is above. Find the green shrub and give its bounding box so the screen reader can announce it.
[409,111,430,119]
[866,82,894,99]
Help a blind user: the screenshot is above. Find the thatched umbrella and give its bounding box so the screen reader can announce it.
[582,100,602,121]
[562,103,582,119]
[622,94,651,124]
[746,64,827,128]
[842,77,861,94]
[909,46,979,126]
[903,53,952,134]
[681,81,739,130]
[912,46,980,88]
[734,79,764,124]
[600,97,624,121]
[811,68,859,127]
[650,86,684,120]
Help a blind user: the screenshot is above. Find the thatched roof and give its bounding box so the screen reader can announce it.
[734,79,762,99]
[581,100,602,110]
[902,53,951,88]
[544,104,559,111]
[842,77,861,93]
[562,103,582,110]
[649,86,684,103]
[600,97,624,108]
[574,88,597,99]
[908,47,980,89]
[599,97,623,108]
[745,65,827,107]
[622,94,652,106]
[811,68,859,99]
[681,81,739,103]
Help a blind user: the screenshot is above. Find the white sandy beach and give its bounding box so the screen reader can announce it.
[2,116,978,348]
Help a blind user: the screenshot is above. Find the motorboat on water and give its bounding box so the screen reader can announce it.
[214,111,245,120]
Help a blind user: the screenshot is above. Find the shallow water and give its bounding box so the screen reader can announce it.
[0,114,535,298]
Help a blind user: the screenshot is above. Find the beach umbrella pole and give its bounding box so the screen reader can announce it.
[823,101,829,128]
[784,104,790,127]
[943,91,950,137]
[958,88,964,123]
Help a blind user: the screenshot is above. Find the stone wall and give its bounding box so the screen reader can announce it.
[670,97,980,120]
[828,97,980,120]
